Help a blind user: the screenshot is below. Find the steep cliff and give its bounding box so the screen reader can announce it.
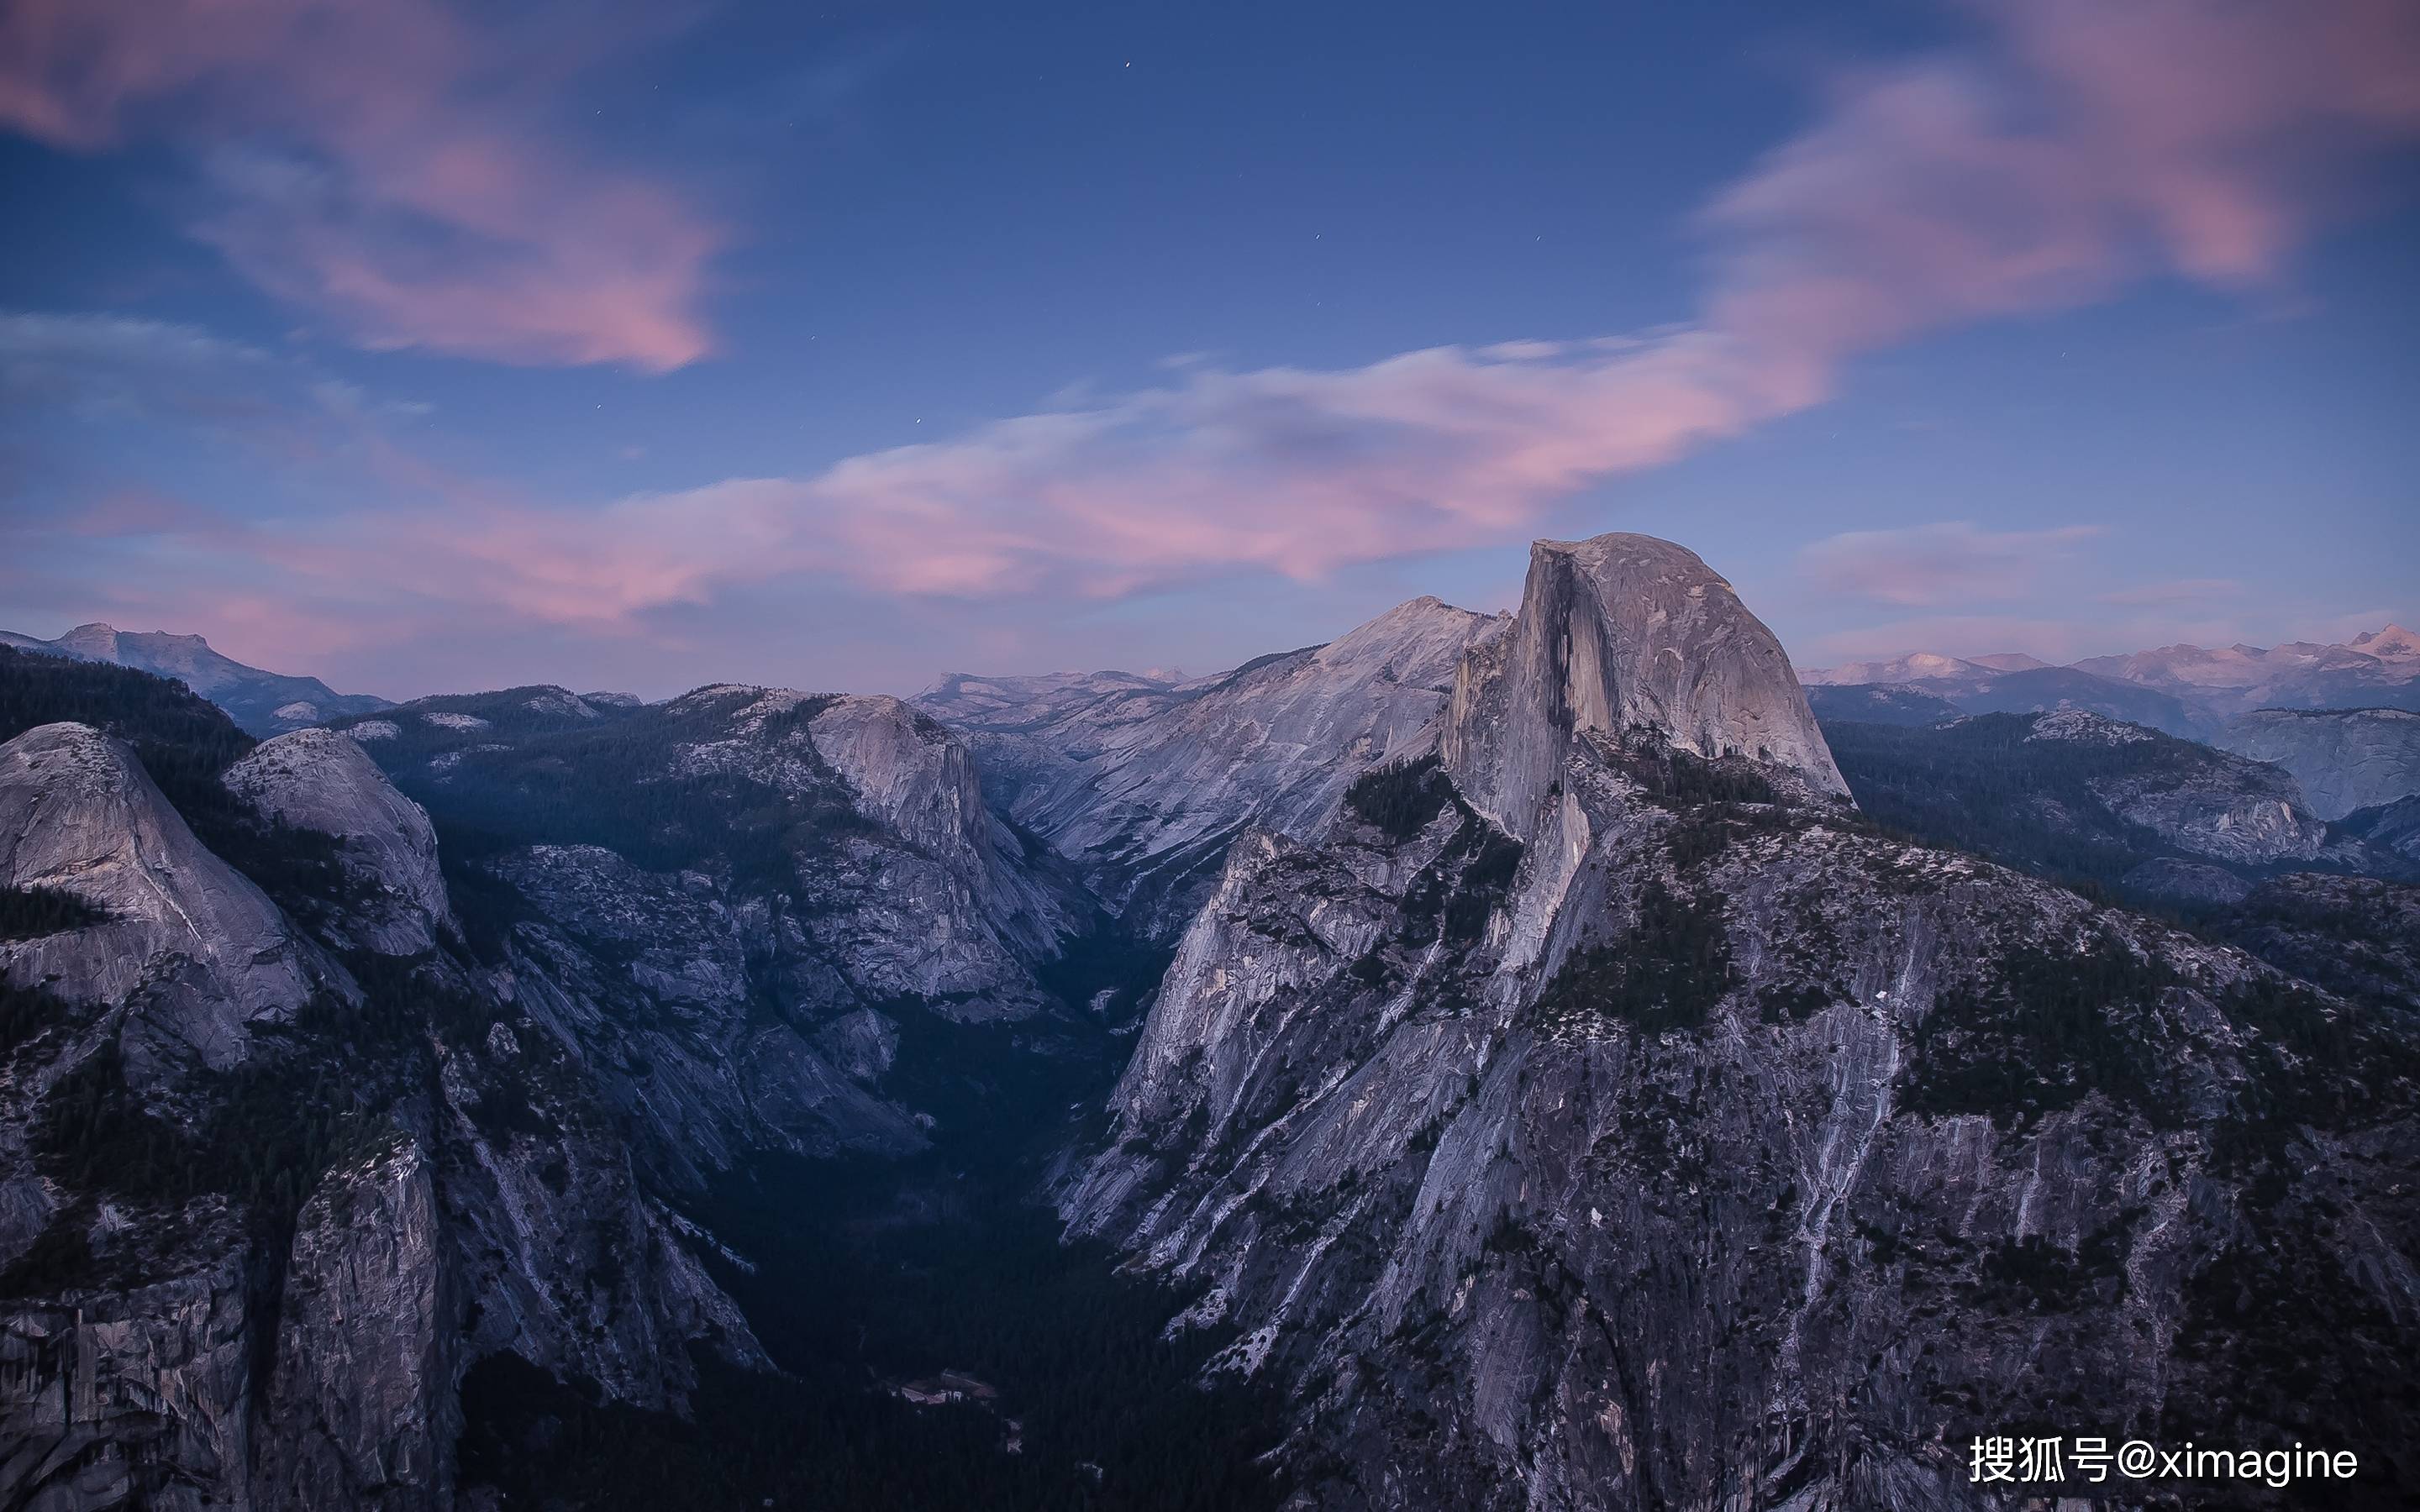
[255,1135,457,1512]
[0,722,335,1079]
[2222,706,2420,820]
[1441,533,1845,838]
[1065,533,2420,1510]
[1,660,1068,1512]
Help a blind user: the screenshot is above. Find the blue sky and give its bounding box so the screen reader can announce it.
[3,0,2416,700]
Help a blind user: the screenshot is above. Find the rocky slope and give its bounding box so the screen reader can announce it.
[2221,706,2420,821]
[1065,532,2420,1510]
[0,722,338,1078]
[0,653,1099,1511]
[0,623,391,736]
[0,701,770,1510]
[332,682,1081,1021]
[919,596,1508,939]
[224,728,456,956]
[2343,795,2420,866]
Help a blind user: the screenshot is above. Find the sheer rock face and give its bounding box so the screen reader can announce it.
[226,728,456,956]
[0,722,331,1076]
[258,1137,457,1512]
[1067,534,2420,1511]
[1442,535,1847,840]
[495,843,927,1188]
[0,1243,257,1512]
[666,687,1079,1017]
[803,692,1076,971]
[0,725,773,1510]
[2223,706,2420,820]
[1068,764,2420,1510]
[426,1026,768,1413]
[918,596,1510,938]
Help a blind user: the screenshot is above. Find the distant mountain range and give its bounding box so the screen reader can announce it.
[1799,624,2420,734]
[8,538,2420,1509]
[0,622,392,736]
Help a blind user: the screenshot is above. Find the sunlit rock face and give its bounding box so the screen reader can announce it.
[1066,532,2420,1511]
[1442,533,1847,841]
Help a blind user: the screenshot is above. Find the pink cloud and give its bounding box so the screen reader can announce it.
[0,0,721,370]
[454,0,2402,612]
[211,334,1803,617]
[17,0,2420,646]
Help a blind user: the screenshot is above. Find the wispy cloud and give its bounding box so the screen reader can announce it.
[0,0,723,370]
[11,0,2420,668]
[1797,522,2105,609]
[0,310,421,470]
[317,0,2415,617]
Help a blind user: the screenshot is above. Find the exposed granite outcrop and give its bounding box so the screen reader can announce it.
[0,722,335,1079]
[257,1136,457,1512]
[2223,706,2420,820]
[0,1241,256,1512]
[1065,534,2420,1510]
[1442,534,1846,840]
[225,728,456,956]
[2025,710,2329,865]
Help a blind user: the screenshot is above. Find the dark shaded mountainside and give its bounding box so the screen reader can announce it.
[3,533,2417,1512]
[1817,709,2414,906]
[0,648,1277,1512]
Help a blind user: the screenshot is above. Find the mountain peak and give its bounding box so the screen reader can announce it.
[55,622,123,657]
[1318,594,1503,683]
[2353,623,2420,656]
[1443,532,1847,834]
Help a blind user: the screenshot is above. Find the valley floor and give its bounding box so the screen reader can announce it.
[457,978,1287,1512]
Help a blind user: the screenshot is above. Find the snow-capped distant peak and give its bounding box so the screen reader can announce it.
[2351,624,2420,659]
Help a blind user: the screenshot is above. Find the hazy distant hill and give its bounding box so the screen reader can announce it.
[1801,624,2420,730]
[0,622,391,736]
